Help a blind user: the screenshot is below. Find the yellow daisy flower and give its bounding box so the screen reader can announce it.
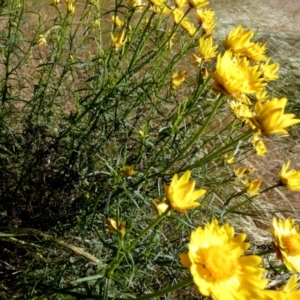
[259,60,279,82]
[67,2,75,14]
[149,0,166,5]
[223,153,235,164]
[37,35,47,46]
[210,50,265,98]
[164,170,206,213]
[106,218,126,236]
[264,274,300,299]
[188,0,209,9]
[196,36,218,60]
[171,71,188,89]
[244,42,268,63]
[175,0,188,8]
[172,8,184,24]
[111,30,127,48]
[224,25,254,55]
[234,167,255,178]
[225,25,268,62]
[195,8,216,35]
[122,166,136,177]
[279,161,300,191]
[252,134,267,156]
[255,89,269,102]
[245,179,262,195]
[126,0,144,10]
[111,15,124,27]
[180,219,268,299]
[152,199,171,216]
[271,217,300,272]
[181,20,197,36]
[195,8,215,23]
[281,274,300,299]
[230,100,253,122]
[250,98,300,137]
[154,4,171,14]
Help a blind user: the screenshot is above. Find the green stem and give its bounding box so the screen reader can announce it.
[186,129,254,171]
[107,210,169,275]
[128,209,169,252]
[120,277,194,300]
[162,94,224,173]
[223,183,281,216]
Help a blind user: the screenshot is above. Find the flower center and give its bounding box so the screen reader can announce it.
[282,234,300,256]
[204,246,238,281]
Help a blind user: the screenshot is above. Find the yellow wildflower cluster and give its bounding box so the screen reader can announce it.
[208,24,300,156]
[180,217,300,300]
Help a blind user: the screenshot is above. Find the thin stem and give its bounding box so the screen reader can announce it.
[119,277,194,300]
[162,94,224,173]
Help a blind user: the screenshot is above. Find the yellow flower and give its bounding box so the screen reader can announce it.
[210,50,265,98]
[195,9,216,35]
[195,8,215,23]
[126,0,144,9]
[149,0,166,5]
[171,71,188,89]
[180,219,268,299]
[230,100,253,122]
[154,4,171,14]
[223,153,235,164]
[250,98,300,137]
[201,67,209,79]
[279,161,300,191]
[67,3,75,14]
[164,170,206,213]
[172,8,184,24]
[244,42,268,63]
[252,134,267,156]
[173,8,196,36]
[196,36,218,60]
[106,218,126,236]
[111,15,124,27]
[37,35,47,46]
[225,26,268,62]
[280,274,300,299]
[224,25,253,55]
[111,30,127,48]
[175,0,188,9]
[271,217,300,272]
[234,167,255,178]
[180,20,196,36]
[245,179,262,195]
[192,54,202,66]
[152,199,171,216]
[188,0,209,9]
[259,60,279,82]
[122,166,136,177]
[255,89,269,102]
[51,0,60,5]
